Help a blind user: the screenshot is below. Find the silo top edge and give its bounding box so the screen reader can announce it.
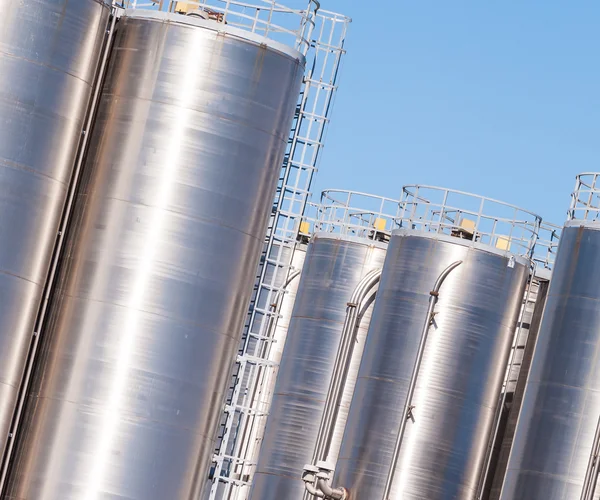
[312,231,389,250]
[121,9,305,63]
[391,228,530,267]
[564,219,600,230]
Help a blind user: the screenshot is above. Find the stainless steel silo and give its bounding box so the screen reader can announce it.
[485,223,560,500]
[329,186,540,500]
[249,190,397,500]
[3,6,306,500]
[0,0,110,472]
[499,174,600,500]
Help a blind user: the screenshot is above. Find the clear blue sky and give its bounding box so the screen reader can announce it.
[312,1,599,226]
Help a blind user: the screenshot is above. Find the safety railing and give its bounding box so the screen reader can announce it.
[569,173,600,222]
[533,222,561,271]
[316,190,399,242]
[119,0,319,54]
[397,185,542,258]
[208,7,350,499]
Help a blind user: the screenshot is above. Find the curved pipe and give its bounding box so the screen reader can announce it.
[311,268,382,465]
[382,260,463,500]
[317,478,347,499]
[303,268,382,500]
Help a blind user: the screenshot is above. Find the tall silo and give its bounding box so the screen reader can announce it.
[250,190,398,500]
[500,173,600,500]
[0,0,110,477]
[327,185,540,500]
[3,4,307,500]
[485,223,560,500]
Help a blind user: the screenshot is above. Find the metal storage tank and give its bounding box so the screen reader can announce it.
[329,185,540,500]
[485,223,560,500]
[3,4,306,500]
[250,190,397,500]
[0,0,110,475]
[500,173,600,500]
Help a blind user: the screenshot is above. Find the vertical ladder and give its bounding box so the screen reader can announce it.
[209,9,351,500]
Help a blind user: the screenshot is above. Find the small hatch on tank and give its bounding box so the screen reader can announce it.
[451,217,476,241]
[175,2,226,23]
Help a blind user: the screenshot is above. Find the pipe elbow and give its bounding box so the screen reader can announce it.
[303,472,325,498]
[304,482,325,498]
[317,478,348,500]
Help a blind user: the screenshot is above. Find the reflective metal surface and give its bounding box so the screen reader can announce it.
[500,224,600,500]
[0,0,109,466]
[4,11,303,500]
[334,230,529,500]
[250,234,387,500]
[481,224,560,499]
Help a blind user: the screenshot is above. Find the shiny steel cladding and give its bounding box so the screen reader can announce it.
[5,10,304,500]
[334,231,530,500]
[0,0,109,468]
[250,233,388,500]
[498,174,600,500]
[485,223,560,500]
[500,225,600,499]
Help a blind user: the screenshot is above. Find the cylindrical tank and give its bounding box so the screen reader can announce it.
[250,190,397,500]
[500,174,600,500]
[4,9,304,500]
[333,185,539,500]
[0,0,110,464]
[486,223,560,500]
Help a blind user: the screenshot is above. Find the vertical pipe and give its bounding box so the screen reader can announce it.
[581,415,600,500]
[381,260,462,500]
[312,268,382,465]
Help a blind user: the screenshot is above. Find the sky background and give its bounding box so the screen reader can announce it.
[311,1,599,226]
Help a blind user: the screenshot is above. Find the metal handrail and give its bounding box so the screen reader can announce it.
[316,189,399,241]
[398,185,542,258]
[121,0,319,54]
[569,173,600,222]
[532,222,561,271]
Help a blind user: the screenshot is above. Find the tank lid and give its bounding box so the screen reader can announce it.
[396,185,542,259]
[120,0,320,59]
[391,228,531,267]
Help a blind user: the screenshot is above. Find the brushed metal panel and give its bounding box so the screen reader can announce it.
[5,12,304,500]
[334,231,529,500]
[250,234,387,500]
[0,0,109,466]
[501,225,600,500]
